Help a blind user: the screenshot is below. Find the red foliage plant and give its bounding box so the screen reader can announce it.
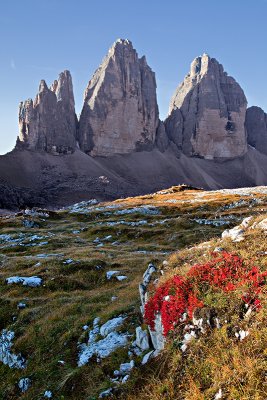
[144,252,267,336]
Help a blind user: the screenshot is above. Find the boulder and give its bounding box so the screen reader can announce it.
[148,313,165,351]
[135,326,150,351]
[221,216,253,242]
[139,263,157,314]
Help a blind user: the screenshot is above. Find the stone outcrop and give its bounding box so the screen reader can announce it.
[165,108,183,149]
[155,121,169,152]
[79,39,159,156]
[166,53,248,159]
[17,71,77,154]
[245,106,267,155]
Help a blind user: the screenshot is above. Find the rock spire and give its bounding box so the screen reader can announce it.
[17,70,77,154]
[78,39,160,156]
[166,54,248,159]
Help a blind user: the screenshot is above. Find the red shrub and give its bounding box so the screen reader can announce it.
[144,252,267,336]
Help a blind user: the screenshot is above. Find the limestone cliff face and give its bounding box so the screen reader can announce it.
[79,39,159,156]
[17,71,77,154]
[245,106,267,155]
[166,54,248,159]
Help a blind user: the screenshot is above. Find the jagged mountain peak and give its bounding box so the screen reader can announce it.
[38,79,49,93]
[189,53,211,77]
[16,70,77,154]
[53,70,75,107]
[113,38,133,48]
[78,39,159,156]
[179,53,233,90]
[166,53,247,159]
[106,38,136,61]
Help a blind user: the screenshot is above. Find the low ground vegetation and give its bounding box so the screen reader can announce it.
[0,186,266,399]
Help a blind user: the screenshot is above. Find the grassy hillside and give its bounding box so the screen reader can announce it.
[0,186,266,399]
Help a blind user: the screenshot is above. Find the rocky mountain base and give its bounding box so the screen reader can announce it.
[1,146,267,210]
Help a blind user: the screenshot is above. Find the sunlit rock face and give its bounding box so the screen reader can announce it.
[245,106,267,155]
[78,39,159,156]
[17,71,77,154]
[166,54,247,159]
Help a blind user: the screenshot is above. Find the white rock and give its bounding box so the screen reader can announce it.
[0,330,26,369]
[17,302,27,309]
[24,209,49,218]
[38,241,48,246]
[35,262,41,267]
[100,219,148,227]
[240,216,253,228]
[180,313,187,322]
[139,263,157,314]
[239,330,249,340]
[135,327,150,351]
[106,271,120,280]
[0,234,13,243]
[36,253,63,259]
[120,360,134,374]
[78,317,128,366]
[99,388,113,398]
[116,275,127,281]
[6,276,42,287]
[121,374,129,383]
[180,344,188,352]
[181,330,197,352]
[244,307,253,320]
[100,317,125,337]
[214,388,223,399]
[162,260,168,267]
[18,377,31,393]
[216,318,221,329]
[114,206,160,216]
[66,199,98,214]
[222,226,245,242]
[152,349,161,358]
[192,316,205,333]
[130,341,143,356]
[104,235,112,240]
[141,350,154,365]
[63,259,74,264]
[148,313,165,351]
[193,218,230,227]
[44,390,53,398]
[143,263,157,286]
[114,360,134,376]
[222,216,253,242]
[93,317,101,327]
[255,218,267,231]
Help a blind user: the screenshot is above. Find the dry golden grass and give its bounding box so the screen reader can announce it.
[120,218,267,399]
[0,186,267,399]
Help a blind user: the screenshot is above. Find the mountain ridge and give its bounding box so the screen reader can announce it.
[1,38,267,209]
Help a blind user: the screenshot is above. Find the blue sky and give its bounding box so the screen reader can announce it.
[1,0,267,154]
